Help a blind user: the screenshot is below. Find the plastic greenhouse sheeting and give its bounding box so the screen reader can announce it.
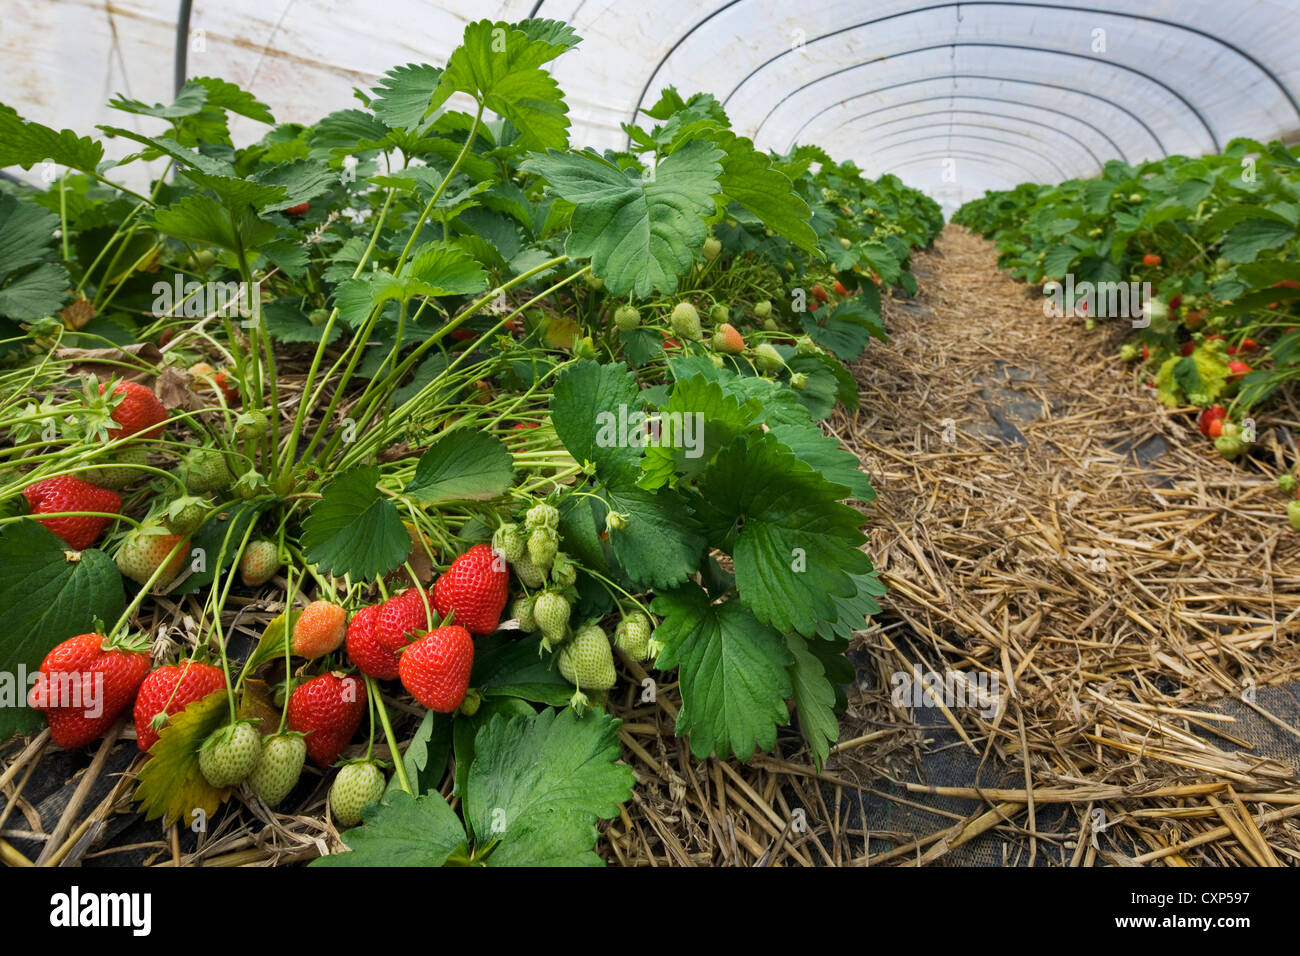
[4,0,1300,211]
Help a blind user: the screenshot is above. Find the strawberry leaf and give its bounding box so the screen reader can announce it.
[651,584,793,761]
[0,104,105,172]
[766,421,875,502]
[384,710,452,798]
[784,633,839,771]
[465,708,634,866]
[302,466,410,580]
[403,428,513,505]
[472,633,578,707]
[150,194,281,253]
[133,690,229,825]
[695,433,872,636]
[713,130,817,253]
[370,63,444,131]
[0,522,123,740]
[432,19,577,150]
[311,789,468,867]
[521,141,724,296]
[638,374,761,490]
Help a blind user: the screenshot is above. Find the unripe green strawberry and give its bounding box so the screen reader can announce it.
[83,442,149,490]
[183,448,232,493]
[330,760,386,827]
[511,594,538,632]
[670,302,702,342]
[614,305,640,332]
[527,525,558,570]
[753,343,785,372]
[753,300,772,319]
[762,317,778,332]
[249,732,306,807]
[239,539,281,586]
[558,623,617,703]
[525,502,559,531]
[614,611,655,662]
[790,372,808,390]
[513,551,546,588]
[585,274,604,291]
[1288,499,1300,532]
[234,410,268,441]
[839,236,852,249]
[163,495,209,536]
[573,335,598,360]
[702,237,721,261]
[1119,343,1139,362]
[550,551,578,589]
[492,522,526,563]
[1278,474,1298,495]
[233,469,269,500]
[199,720,262,788]
[1215,434,1247,461]
[709,303,729,325]
[116,523,189,587]
[709,353,725,368]
[794,335,820,357]
[533,591,570,647]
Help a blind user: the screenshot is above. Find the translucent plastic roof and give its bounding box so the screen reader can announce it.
[8,0,1300,210]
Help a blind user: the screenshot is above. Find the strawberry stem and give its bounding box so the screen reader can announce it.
[367,675,413,796]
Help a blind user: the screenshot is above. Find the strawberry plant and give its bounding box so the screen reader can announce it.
[0,16,940,864]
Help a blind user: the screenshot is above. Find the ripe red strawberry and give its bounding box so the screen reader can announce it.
[399,625,474,712]
[100,381,167,440]
[1142,253,1161,268]
[375,588,433,652]
[293,600,348,659]
[810,283,829,303]
[116,524,189,587]
[287,672,367,767]
[132,660,226,751]
[345,604,400,679]
[28,634,150,749]
[214,369,239,404]
[433,544,508,636]
[1275,280,1300,290]
[1198,405,1227,438]
[22,475,121,550]
[713,322,746,356]
[1237,338,1258,353]
[1181,341,1195,357]
[1228,360,1252,379]
[285,201,310,216]
[833,279,849,296]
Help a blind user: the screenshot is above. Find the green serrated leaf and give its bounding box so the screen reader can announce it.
[302,466,410,580]
[785,633,839,770]
[403,428,513,505]
[311,790,468,866]
[133,691,228,824]
[652,585,793,761]
[465,708,634,866]
[522,142,724,296]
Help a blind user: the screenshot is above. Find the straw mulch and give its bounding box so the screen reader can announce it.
[4,224,1299,867]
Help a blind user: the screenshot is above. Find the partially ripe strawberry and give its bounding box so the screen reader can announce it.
[399,625,475,712]
[810,283,829,304]
[133,660,226,751]
[1198,405,1227,438]
[345,604,400,679]
[293,600,348,659]
[115,524,189,587]
[284,201,310,216]
[833,279,849,296]
[199,720,262,788]
[1143,253,1162,268]
[330,760,386,827]
[100,381,167,440]
[433,544,508,636]
[28,633,150,749]
[22,475,121,550]
[1228,360,1252,380]
[249,732,307,807]
[713,322,745,355]
[287,672,367,767]
[239,539,280,587]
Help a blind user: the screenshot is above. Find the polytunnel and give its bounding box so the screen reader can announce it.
[2,0,1300,889]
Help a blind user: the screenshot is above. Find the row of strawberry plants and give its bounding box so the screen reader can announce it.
[952,141,1300,531]
[0,19,941,865]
